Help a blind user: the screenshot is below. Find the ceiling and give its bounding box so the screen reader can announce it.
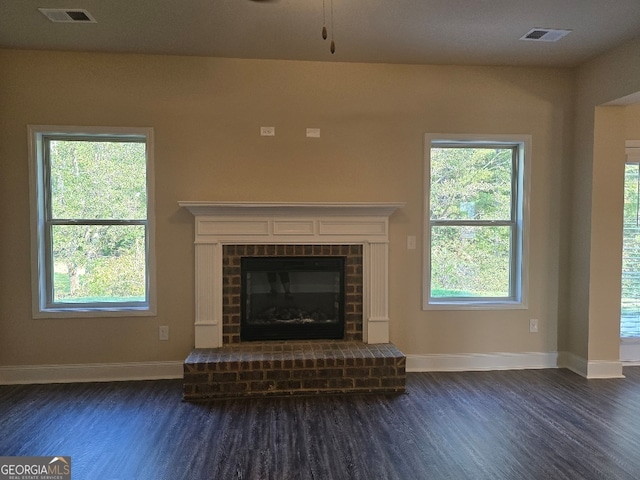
[2,0,640,68]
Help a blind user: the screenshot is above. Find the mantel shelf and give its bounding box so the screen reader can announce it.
[179,201,405,218]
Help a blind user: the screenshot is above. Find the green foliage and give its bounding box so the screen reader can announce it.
[431,226,511,297]
[430,147,513,221]
[430,146,515,298]
[54,272,71,296]
[80,250,146,300]
[50,140,146,220]
[48,139,147,303]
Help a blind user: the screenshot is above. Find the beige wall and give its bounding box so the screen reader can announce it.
[568,35,640,369]
[0,49,574,367]
[589,107,625,361]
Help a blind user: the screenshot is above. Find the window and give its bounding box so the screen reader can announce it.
[621,141,640,339]
[424,134,529,309]
[28,126,155,317]
[621,162,640,338]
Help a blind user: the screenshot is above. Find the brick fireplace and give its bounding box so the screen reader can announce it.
[179,202,406,399]
[223,244,363,344]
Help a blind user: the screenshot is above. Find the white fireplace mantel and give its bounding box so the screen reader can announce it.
[179,201,404,348]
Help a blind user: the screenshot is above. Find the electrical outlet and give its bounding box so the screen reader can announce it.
[407,235,416,250]
[159,325,169,341]
[529,318,539,333]
[260,126,275,137]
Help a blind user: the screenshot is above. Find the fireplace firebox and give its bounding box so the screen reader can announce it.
[241,256,345,341]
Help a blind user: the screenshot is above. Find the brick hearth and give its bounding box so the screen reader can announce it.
[184,341,406,401]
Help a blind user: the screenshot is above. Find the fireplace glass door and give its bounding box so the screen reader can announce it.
[241,256,345,341]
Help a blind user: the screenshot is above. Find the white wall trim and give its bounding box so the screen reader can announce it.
[620,341,640,362]
[557,351,587,377]
[0,361,183,385]
[585,360,625,379]
[557,351,625,379]
[179,201,404,348]
[27,125,157,319]
[406,351,558,372]
[422,134,531,311]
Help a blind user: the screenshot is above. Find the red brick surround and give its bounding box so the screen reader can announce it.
[222,244,363,344]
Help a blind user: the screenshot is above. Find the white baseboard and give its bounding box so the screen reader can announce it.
[406,351,625,379]
[557,351,625,379]
[557,351,587,377]
[1,354,626,384]
[406,351,558,372]
[587,360,625,379]
[0,361,184,385]
[621,341,640,362]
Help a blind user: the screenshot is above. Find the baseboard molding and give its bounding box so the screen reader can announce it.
[620,341,640,362]
[585,360,625,379]
[557,351,587,377]
[2,354,625,384]
[0,361,184,385]
[557,351,625,379]
[406,351,558,373]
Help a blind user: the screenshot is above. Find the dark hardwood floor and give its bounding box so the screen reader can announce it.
[2,368,640,479]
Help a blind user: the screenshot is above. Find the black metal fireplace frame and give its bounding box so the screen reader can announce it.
[240,256,346,341]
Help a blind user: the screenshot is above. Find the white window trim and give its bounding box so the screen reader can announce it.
[28,125,157,318]
[422,133,530,311]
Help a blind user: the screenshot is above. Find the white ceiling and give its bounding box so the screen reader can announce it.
[2,0,640,67]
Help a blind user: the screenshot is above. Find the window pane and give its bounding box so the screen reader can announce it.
[622,163,640,337]
[430,147,513,221]
[49,140,147,220]
[51,224,146,303]
[430,225,512,298]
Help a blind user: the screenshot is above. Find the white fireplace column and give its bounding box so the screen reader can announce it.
[179,202,404,348]
[193,242,221,348]
[364,241,390,344]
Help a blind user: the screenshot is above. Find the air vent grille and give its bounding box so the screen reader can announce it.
[520,28,571,42]
[38,8,97,23]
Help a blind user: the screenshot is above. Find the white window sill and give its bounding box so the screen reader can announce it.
[424,300,527,311]
[34,306,156,319]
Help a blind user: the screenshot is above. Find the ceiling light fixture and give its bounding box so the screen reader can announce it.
[322,0,335,54]
[322,0,327,40]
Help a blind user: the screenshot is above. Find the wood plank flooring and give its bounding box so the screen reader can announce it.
[3,368,640,479]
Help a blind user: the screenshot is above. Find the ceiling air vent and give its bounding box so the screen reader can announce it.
[520,28,571,42]
[38,8,97,23]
